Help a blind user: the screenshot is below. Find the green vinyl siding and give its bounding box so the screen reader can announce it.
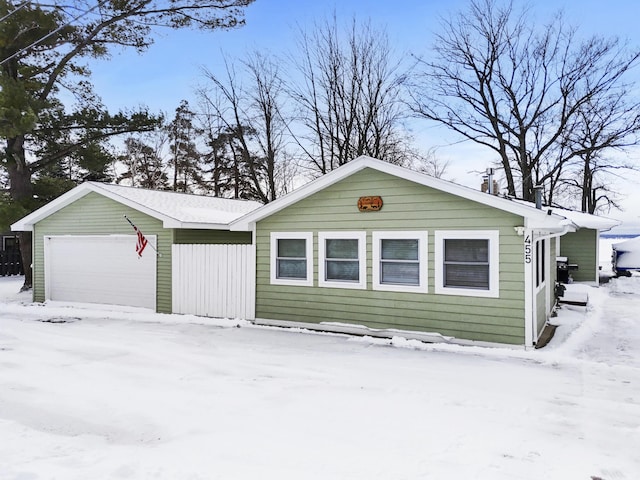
[560,229,597,282]
[173,229,252,244]
[255,167,527,345]
[32,192,173,313]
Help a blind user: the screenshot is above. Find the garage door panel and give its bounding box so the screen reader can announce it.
[45,235,156,309]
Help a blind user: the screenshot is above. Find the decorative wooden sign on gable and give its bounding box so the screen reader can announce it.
[357,196,383,212]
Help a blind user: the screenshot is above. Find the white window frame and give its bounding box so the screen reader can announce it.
[372,231,428,293]
[318,231,367,290]
[434,230,500,298]
[270,232,314,286]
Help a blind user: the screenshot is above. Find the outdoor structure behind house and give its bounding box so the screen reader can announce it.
[0,233,22,277]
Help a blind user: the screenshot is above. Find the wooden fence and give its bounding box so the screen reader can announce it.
[0,250,23,276]
[172,244,256,320]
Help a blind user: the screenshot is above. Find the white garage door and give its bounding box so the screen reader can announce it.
[45,235,157,309]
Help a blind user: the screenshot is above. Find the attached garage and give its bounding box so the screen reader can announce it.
[11,182,261,314]
[45,235,156,309]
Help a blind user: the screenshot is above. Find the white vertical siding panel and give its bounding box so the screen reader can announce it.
[172,244,255,320]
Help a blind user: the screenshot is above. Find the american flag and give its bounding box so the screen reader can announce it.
[135,228,148,257]
[125,215,150,258]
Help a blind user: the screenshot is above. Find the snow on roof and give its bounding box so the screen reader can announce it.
[92,183,262,226]
[11,182,263,231]
[554,208,620,231]
[613,235,640,250]
[511,200,620,231]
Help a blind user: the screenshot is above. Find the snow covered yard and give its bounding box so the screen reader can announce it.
[1,273,639,480]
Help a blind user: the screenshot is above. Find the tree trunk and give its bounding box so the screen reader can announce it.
[6,134,34,290]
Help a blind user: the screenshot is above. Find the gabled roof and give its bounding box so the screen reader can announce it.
[11,182,262,231]
[230,156,590,232]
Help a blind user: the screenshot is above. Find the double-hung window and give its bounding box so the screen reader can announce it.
[435,230,499,298]
[318,231,366,289]
[372,231,428,293]
[270,232,313,286]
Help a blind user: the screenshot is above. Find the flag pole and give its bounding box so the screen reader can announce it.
[123,215,161,256]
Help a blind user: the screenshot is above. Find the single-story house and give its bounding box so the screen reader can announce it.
[229,156,618,348]
[12,156,618,348]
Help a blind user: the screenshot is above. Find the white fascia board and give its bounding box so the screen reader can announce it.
[230,155,568,231]
[166,221,232,230]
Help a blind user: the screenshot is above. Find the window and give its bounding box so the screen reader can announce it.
[270,232,313,286]
[434,230,499,298]
[372,231,428,293]
[318,231,366,289]
[536,239,546,288]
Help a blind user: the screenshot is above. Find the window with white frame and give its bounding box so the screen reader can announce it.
[318,231,367,289]
[372,231,428,293]
[270,232,313,286]
[434,230,500,298]
[536,239,546,288]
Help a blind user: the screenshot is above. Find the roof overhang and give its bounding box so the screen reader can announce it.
[11,183,241,232]
[11,183,178,232]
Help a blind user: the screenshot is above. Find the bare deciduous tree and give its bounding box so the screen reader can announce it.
[289,15,410,174]
[198,52,289,202]
[410,0,640,206]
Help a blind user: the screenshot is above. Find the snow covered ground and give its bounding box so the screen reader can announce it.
[1,260,639,479]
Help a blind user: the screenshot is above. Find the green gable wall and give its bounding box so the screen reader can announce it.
[33,192,173,312]
[560,229,597,282]
[255,167,527,345]
[173,229,252,244]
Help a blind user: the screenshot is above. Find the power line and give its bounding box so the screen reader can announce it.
[0,1,30,23]
[0,0,109,67]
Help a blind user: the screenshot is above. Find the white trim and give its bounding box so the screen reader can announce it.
[594,230,601,283]
[434,230,500,298]
[318,231,367,290]
[523,228,534,348]
[11,182,259,231]
[254,317,526,349]
[545,236,552,316]
[270,232,314,287]
[372,231,428,293]
[535,238,546,294]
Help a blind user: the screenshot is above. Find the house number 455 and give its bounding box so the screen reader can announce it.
[524,235,532,264]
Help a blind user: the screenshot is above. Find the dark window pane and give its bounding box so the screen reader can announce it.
[277,259,307,279]
[444,264,489,289]
[278,238,306,258]
[381,239,418,261]
[326,239,358,259]
[326,260,359,281]
[381,262,419,285]
[445,239,488,262]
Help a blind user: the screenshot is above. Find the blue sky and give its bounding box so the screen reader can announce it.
[88,0,640,227]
